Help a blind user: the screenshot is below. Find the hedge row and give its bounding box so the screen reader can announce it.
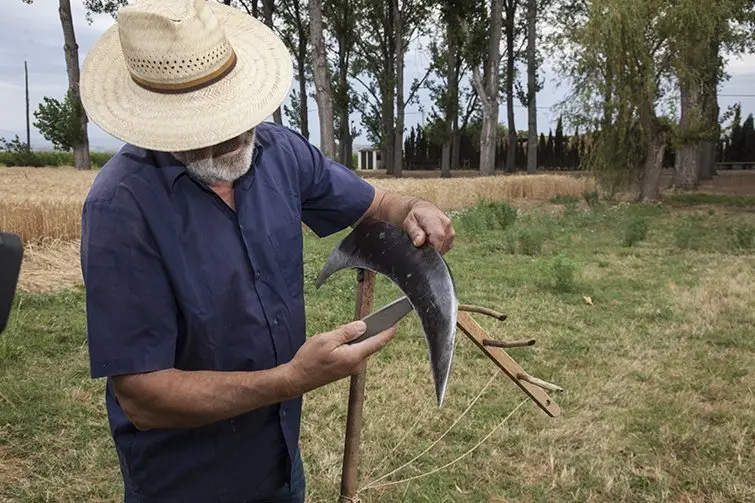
[0,151,114,168]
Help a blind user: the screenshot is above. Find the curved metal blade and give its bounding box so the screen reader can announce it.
[316,218,457,406]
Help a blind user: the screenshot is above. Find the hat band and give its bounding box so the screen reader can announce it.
[129,50,237,94]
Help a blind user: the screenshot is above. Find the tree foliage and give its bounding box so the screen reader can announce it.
[32,93,82,152]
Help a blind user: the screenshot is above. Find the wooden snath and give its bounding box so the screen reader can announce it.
[338,275,563,501]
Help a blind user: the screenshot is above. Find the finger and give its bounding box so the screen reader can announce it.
[334,320,367,344]
[403,213,426,247]
[440,219,456,254]
[426,216,452,254]
[350,326,397,359]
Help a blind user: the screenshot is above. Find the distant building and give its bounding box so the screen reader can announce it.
[356,147,383,170]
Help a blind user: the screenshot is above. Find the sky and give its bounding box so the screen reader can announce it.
[1,0,754,152]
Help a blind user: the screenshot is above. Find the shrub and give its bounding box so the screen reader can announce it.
[518,227,545,256]
[622,217,648,247]
[457,200,518,233]
[583,191,600,208]
[539,254,581,293]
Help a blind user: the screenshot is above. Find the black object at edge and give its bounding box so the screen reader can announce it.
[0,232,23,335]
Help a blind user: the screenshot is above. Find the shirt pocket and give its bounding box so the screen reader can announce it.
[267,216,304,298]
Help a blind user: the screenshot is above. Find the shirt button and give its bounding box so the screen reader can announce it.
[255,271,261,279]
[273,317,279,325]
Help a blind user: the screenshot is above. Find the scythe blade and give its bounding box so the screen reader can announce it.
[315,218,457,406]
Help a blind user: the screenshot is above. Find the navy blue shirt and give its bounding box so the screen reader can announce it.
[80,122,375,502]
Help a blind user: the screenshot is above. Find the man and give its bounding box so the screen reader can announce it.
[78,1,455,502]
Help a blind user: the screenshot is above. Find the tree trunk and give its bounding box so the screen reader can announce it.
[451,122,460,171]
[504,0,516,173]
[309,0,336,158]
[472,0,503,176]
[295,3,309,139]
[59,0,90,170]
[298,68,309,139]
[262,0,282,125]
[382,1,396,176]
[441,17,458,179]
[393,1,404,178]
[699,35,720,182]
[479,101,497,177]
[640,130,668,203]
[673,77,702,190]
[382,96,395,175]
[526,0,537,174]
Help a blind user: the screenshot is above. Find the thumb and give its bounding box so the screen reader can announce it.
[404,212,426,247]
[336,320,367,344]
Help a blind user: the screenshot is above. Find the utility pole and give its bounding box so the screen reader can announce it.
[25,61,30,152]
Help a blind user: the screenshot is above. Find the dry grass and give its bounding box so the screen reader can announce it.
[16,240,83,293]
[1,167,594,246]
[0,167,94,245]
[371,174,597,211]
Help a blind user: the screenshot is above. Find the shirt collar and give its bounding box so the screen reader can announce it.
[152,136,264,192]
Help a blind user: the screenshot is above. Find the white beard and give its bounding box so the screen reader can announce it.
[172,129,256,186]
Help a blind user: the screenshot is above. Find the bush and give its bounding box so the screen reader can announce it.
[457,200,518,233]
[583,191,600,208]
[517,227,546,256]
[539,254,581,293]
[622,217,648,247]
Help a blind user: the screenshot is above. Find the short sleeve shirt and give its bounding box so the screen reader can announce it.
[80,122,375,502]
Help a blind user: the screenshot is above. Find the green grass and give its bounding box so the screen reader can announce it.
[1,200,755,502]
[667,193,755,207]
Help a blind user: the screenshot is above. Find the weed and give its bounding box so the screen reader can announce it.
[517,227,546,256]
[622,217,649,247]
[456,200,518,233]
[584,190,600,208]
[536,253,581,293]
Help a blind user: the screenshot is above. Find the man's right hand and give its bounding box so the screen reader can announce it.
[283,320,397,396]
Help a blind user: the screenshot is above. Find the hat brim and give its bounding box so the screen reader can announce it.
[80,3,294,152]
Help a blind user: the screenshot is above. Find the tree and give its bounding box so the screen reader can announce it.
[33,93,81,151]
[309,0,337,158]
[554,0,679,202]
[525,0,538,174]
[325,0,362,168]
[353,0,430,177]
[554,115,564,168]
[467,0,503,176]
[427,0,478,178]
[56,0,91,170]
[502,0,523,173]
[277,0,310,138]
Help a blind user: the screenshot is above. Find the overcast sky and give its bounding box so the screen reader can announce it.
[1,0,754,152]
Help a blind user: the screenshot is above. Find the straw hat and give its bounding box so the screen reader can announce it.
[80,0,294,152]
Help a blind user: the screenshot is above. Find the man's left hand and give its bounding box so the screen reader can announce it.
[402,200,455,255]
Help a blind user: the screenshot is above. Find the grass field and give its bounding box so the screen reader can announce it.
[1,180,754,502]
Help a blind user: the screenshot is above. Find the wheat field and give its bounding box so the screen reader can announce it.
[1,166,595,245]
